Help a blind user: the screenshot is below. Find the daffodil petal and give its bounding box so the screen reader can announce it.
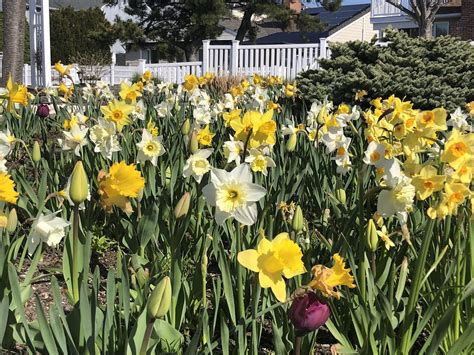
[237,250,260,272]
[270,277,286,303]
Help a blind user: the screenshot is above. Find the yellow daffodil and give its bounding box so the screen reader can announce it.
[100,99,134,132]
[440,130,474,170]
[197,125,215,147]
[452,162,473,184]
[183,74,198,91]
[222,109,241,127]
[54,61,73,77]
[229,85,244,98]
[285,83,296,97]
[466,101,474,116]
[0,173,19,204]
[444,182,471,214]
[230,109,276,149]
[147,120,158,136]
[377,226,395,250]
[142,70,153,82]
[238,232,306,302]
[416,108,447,132]
[119,81,142,103]
[411,165,445,200]
[6,76,28,112]
[98,161,145,213]
[58,82,74,100]
[355,89,368,101]
[252,73,263,85]
[308,253,355,299]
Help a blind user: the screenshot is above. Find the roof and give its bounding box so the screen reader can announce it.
[0,0,103,11]
[253,4,371,44]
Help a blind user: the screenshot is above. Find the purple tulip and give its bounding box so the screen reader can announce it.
[37,104,50,118]
[288,292,330,334]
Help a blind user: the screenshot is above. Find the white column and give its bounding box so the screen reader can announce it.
[41,0,52,87]
[319,38,327,59]
[230,40,239,76]
[29,0,37,87]
[137,59,146,74]
[110,52,116,85]
[202,40,210,75]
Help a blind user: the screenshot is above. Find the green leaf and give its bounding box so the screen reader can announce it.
[35,295,59,355]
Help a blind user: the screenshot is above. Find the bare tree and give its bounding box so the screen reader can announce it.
[386,0,448,39]
[1,0,26,85]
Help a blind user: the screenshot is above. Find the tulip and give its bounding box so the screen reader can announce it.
[174,192,191,219]
[292,205,304,233]
[147,276,172,320]
[32,141,41,162]
[37,103,50,118]
[288,292,330,334]
[69,161,89,205]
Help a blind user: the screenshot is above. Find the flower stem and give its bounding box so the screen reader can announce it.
[140,319,154,355]
[293,335,302,355]
[72,205,80,303]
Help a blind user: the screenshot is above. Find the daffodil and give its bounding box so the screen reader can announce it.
[441,130,474,170]
[183,74,198,91]
[101,99,134,132]
[416,108,447,132]
[0,173,19,204]
[0,129,15,157]
[119,81,142,103]
[58,124,89,157]
[230,110,276,149]
[238,232,306,302]
[142,70,153,82]
[444,182,471,214]
[202,163,266,225]
[5,76,28,112]
[222,109,241,127]
[28,212,70,255]
[54,61,73,77]
[411,165,445,200]
[89,118,121,160]
[447,108,471,132]
[245,148,276,176]
[377,226,395,250]
[183,149,213,183]
[137,129,165,166]
[197,125,215,147]
[377,174,415,222]
[223,137,244,165]
[308,253,355,299]
[98,161,145,213]
[363,141,387,167]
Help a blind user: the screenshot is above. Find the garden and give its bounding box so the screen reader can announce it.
[0,31,473,354]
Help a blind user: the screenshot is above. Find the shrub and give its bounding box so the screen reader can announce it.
[297,29,474,111]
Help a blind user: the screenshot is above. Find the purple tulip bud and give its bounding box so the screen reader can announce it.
[288,292,330,334]
[37,104,50,118]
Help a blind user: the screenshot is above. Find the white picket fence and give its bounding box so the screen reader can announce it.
[19,39,329,86]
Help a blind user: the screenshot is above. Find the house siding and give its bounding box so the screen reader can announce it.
[328,13,379,43]
[459,0,474,40]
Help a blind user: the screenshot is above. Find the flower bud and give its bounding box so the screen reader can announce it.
[147,276,172,320]
[366,218,378,252]
[6,208,17,233]
[165,166,172,187]
[181,118,191,135]
[174,192,190,219]
[291,205,304,233]
[190,130,199,154]
[69,161,89,205]
[317,106,327,125]
[286,133,297,152]
[32,141,41,163]
[335,188,346,205]
[37,103,50,118]
[289,292,330,334]
[54,172,60,186]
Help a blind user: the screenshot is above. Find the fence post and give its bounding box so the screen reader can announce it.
[202,40,210,75]
[319,38,327,59]
[137,59,146,75]
[110,52,116,85]
[231,40,239,76]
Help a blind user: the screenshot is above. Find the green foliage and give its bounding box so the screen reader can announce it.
[0,12,30,63]
[297,29,474,111]
[50,6,116,64]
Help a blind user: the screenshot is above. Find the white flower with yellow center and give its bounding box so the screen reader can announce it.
[137,129,165,166]
[28,212,70,255]
[0,128,15,157]
[58,124,89,156]
[320,126,348,153]
[332,138,352,175]
[245,148,276,176]
[223,137,244,165]
[132,100,147,121]
[202,163,266,225]
[363,141,387,168]
[90,118,121,160]
[377,173,415,222]
[183,149,213,183]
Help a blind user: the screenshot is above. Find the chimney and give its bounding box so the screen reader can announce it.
[283,0,302,14]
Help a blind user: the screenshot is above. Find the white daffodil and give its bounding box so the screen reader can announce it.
[155,101,172,118]
[0,128,15,157]
[183,149,213,183]
[0,157,7,172]
[363,141,387,168]
[253,87,269,112]
[332,138,352,175]
[377,173,415,221]
[223,93,235,110]
[193,106,212,125]
[245,148,276,176]
[131,100,147,121]
[58,124,89,157]
[321,127,349,153]
[223,137,244,165]
[28,212,70,255]
[447,107,471,132]
[202,163,266,225]
[90,118,121,160]
[136,129,165,166]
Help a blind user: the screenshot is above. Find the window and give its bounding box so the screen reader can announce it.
[433,22,450,37]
